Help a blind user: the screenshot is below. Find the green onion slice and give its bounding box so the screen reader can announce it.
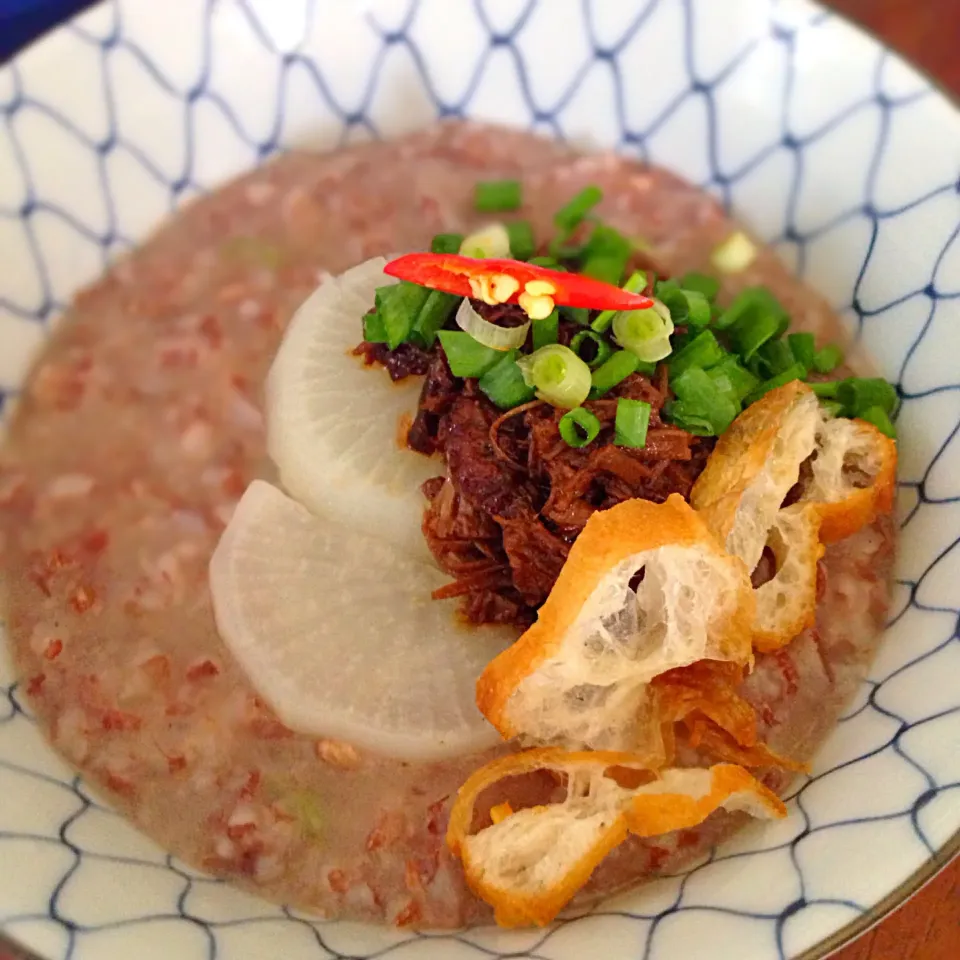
[809,380,840,399]
[582,252,627,287]
[558,407,602,448]
[375,282,430,350]
[430,232,464,254]
[757,338,796,377]
[668,329,725,378]
[532,310,560,351]
[837,377,898,416]
[787,332,816,371]
[671,367,739,435]
[570,330,614,369]
[529,255,563,269]
[479,350,537,410]
[475,179,522,212]
[590,350,643,398]
[456,298,529,351]
[592,270,647,333]
[615,398,652,448]
[437,330,501,378]
[680,272,721,301]
[554,186,603,231]
[506,220,536,261]
[613,300,674,363]
[813,344,844,374]
[707,355,760,403]
[517,344,592,409]
[655,281,711,328]
[857,405,897,439]
[411,290,459,348]
[743,362,807,405]
[363,310,388,344]
[730,309,784,362]
[711,230,758,273]
[459,223,512,259]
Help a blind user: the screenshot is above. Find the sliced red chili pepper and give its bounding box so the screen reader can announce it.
[384,253,654,312]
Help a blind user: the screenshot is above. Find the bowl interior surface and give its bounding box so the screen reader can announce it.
[1,1,959,959]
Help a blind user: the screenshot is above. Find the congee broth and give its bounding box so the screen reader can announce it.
[0,123,896,928]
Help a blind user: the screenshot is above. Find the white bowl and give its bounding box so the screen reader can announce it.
[1,1,959,958]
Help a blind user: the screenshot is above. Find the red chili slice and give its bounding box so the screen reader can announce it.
[384,253,654,312]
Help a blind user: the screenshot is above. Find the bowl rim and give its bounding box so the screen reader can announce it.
[1,0,959,958]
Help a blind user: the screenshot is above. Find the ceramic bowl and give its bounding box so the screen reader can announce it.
[1,1,959,958]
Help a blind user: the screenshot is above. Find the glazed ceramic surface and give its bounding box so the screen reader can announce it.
[1,1,959,958]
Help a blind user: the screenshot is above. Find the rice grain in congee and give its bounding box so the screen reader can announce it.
[0,123,894,927]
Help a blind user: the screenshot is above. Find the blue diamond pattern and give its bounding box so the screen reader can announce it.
[1,1,959,959]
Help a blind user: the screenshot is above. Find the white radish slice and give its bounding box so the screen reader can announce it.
[265,256,441,560]
[209,480,515,761]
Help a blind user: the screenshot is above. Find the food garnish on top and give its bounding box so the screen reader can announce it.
[209,174,899,927]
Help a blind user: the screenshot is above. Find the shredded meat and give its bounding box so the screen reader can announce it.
[362,301,715,627]
[353,338,432,381]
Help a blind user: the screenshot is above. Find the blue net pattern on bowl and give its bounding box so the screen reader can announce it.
[0,1,959,958]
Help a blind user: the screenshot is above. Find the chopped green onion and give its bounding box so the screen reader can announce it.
[478,350,536,410]
[813,344,844,374]
[654,280,710,327]
[592,271,647,333]
[590,350,644,398]
[711,230,758,273]
[809,380,840,399]
[837,377,899,416]
[411,290,458,347]
[532,310,560,351]
[729,310,785,362]
[506,220,536,261]
[757,338,796,377]
[547,236,584,261]
[680,272,721,301]
[613,301,674,363]
[460,223,511,259]
[667,329,725,378]
[554,186,603,232]
[665,402,719,436]
[474,179,522,212]
[743,362,807,405]
[820,400,845,418]
[570,330,614,369]
[583,223,632,260]
[517,344,592,409]
[714,287,785,333]
[375,282,430,350]
[580,224,632,286]
[529,255,563,269]
[582,252,627,286]
[558,407,602,448]
[430,232,464,254]
[615,398,652,448]
[456,298,529,351]
[787,332,816,371]
[671,367,739,435]
[857,405,897,438]
[363,310,388,344]
[560,305,590,326]
[680,290,712,327]
[707,355,760,403]
[437,330,501,378]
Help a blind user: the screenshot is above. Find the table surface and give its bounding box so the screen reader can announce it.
[0,2,958,960]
